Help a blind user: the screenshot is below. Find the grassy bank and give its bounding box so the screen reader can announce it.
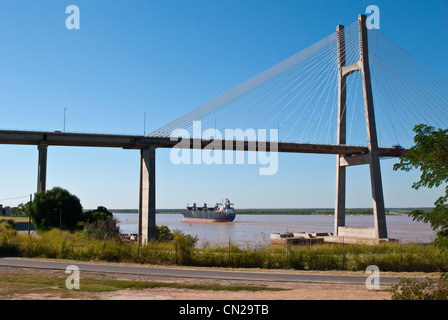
[1,228,447,273]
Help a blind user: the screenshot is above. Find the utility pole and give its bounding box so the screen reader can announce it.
[28,194,32,236]
[64,107,67,132]
[144,112,147,135]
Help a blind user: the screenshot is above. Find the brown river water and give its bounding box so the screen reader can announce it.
[115,213,436,248]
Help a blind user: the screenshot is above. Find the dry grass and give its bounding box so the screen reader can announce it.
[0,267,285,300]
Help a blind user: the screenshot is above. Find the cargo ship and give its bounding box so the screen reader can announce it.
[182,199,236,222]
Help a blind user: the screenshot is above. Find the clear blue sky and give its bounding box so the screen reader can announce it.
[1,0,447,209]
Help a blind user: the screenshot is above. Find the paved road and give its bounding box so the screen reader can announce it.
[0,257,402,286]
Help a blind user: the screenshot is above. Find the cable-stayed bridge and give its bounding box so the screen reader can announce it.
[149,18,448,149]
[1,15,447,244]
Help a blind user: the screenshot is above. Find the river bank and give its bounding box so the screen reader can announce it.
[1,228,446,273]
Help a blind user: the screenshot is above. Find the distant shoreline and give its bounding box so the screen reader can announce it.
[110,208,433,215]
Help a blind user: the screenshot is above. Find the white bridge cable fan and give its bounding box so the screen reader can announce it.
[149,21,448,149]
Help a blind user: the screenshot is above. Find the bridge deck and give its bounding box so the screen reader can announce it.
[0,130,405,157]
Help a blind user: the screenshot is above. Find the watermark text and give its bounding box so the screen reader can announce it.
[170,121,279,175]
[65,265,80,289]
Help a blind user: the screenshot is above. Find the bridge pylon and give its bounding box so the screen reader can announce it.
[139,146,156,245]
[334,14,388,239]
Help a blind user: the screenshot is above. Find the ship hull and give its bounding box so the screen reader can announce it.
[181,210,236,222]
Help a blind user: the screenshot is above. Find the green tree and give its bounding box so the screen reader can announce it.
[81,206,113,223]
[31,187,83,231]
[156,225,174,241]
[393,124,448,247]
[12,202,30,216]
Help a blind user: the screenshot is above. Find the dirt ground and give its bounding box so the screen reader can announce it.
[7,285,391,300]
[98,285,391,300]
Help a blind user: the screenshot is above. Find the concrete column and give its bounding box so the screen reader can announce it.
[334,24,346,235]
[138,146,156,245]
[358,14,387,238]
[37,144,48,193]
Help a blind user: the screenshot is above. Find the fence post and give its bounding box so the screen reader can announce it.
[174,241,178,265]
[137,234,142,261]
[61,232,69,258]
[228,235,231,264]
[28,194,32,236]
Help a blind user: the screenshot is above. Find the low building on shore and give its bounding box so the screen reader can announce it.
[0,204,13,216]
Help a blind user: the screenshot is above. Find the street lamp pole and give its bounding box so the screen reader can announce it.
[64,107,67,132]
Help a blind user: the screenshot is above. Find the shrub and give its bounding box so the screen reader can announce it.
[173,229,198,265]
[306,251,341,270]
[156,225,174,241]
[22,229,61,258]
[391,273,448,300]
[0,221,20,256]
[84,216,120,240]
[139,242,173,265]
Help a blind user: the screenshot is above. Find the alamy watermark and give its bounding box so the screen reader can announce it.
[169,121,279,176]
[66,5,80,30]
[366,5,380,29]
[365,265,380,289]
[63,4,378,31]
[65,265,80,289]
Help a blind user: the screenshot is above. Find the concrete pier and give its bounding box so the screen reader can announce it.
[37,143,48,193]
[139,146,156,245]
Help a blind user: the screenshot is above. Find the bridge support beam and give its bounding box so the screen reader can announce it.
[139,146,156,245]
[37,143,48,193]
[334,15,388,239]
